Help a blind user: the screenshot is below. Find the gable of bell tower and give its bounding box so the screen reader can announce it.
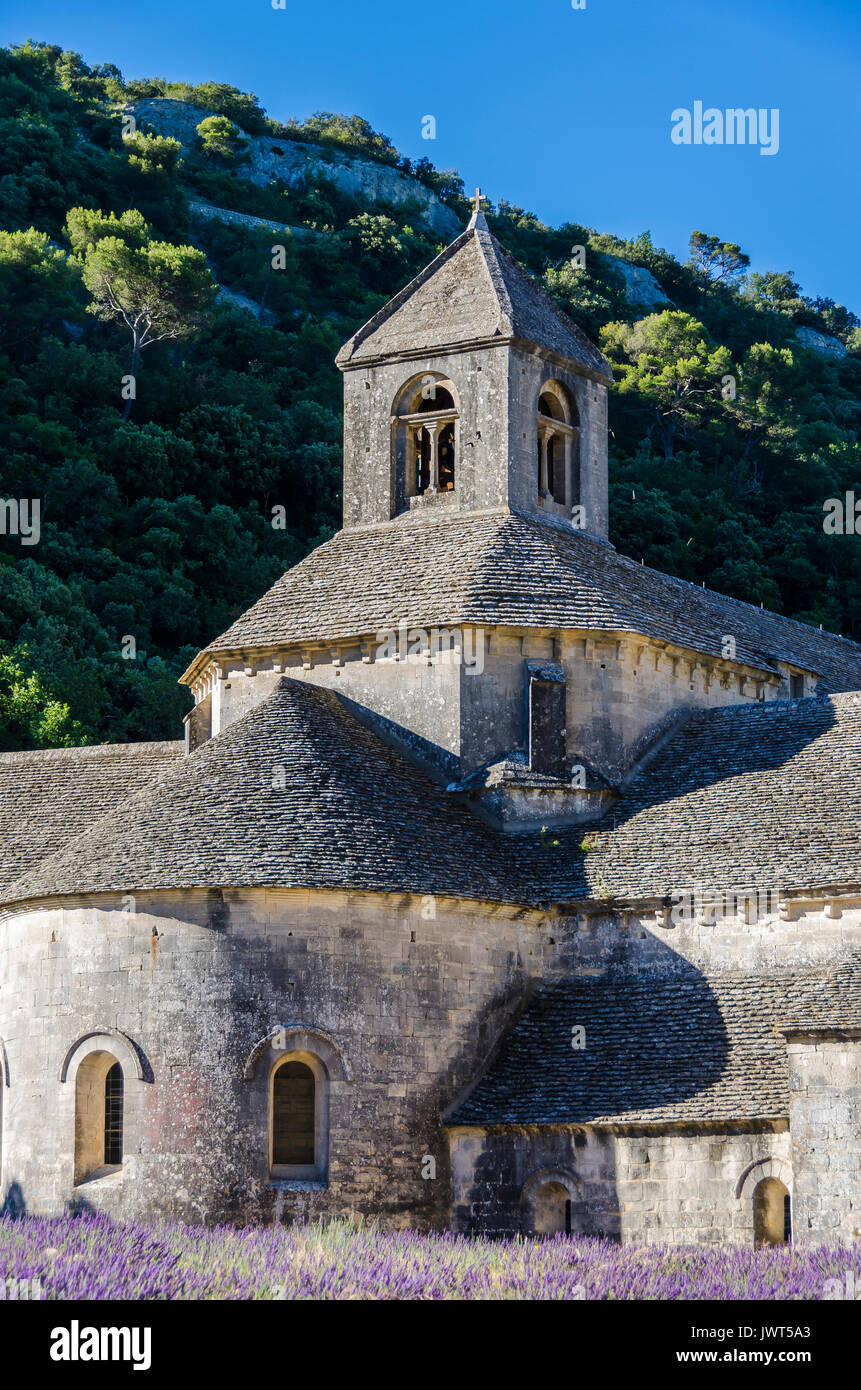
[336,210,613,539]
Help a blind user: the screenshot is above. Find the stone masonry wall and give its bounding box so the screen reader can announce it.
[787,1034,861,1244]
[341,346,512,526]
[0,887,549,1227]
[205,626,791,784]
[507,347,609,540]
[449,1126,792,1245]
[2,889,858,1233]
[341,345,608,535]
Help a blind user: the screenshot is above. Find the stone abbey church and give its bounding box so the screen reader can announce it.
[3,209,861,1248]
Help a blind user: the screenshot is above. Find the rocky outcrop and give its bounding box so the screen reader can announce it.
[794,326,847,359]
[604,255,672,309]
[126,99,462,238]
[189,198,319,240]
[215,284,277,325]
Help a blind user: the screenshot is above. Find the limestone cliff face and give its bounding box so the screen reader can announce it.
[126,98,462,239]
[603,255,672,309]
[794,325,847,359]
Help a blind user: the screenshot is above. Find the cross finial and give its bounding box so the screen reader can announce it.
[472,187,485,215]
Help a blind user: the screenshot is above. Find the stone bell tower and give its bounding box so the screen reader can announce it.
[179,205,629,829]
[335,199,613,538]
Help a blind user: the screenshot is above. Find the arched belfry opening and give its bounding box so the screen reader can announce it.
[393,376,459,507]
[537,381,579,515]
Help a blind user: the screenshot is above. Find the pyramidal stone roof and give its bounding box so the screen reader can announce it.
[193,509,861,692]
[447,955,861,1127]
[336,210,612,380]
[4,684,861,910]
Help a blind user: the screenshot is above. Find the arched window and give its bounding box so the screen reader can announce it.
[753,1177,791,1246]
[270,1051,329,1182]
[537,382,579,514]
[273,1061,315,1166]
[393,377,459,506]
[74,1051,124,1184]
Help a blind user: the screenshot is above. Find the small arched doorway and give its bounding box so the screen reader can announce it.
[753,1177,791,1246]
[522,1170,579,1236]
[532,1180,572,1235]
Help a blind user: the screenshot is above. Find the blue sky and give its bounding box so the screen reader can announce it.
[4,0,858,311]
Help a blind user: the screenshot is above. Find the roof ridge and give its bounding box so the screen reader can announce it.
[485,232,614,377]
[335,224,473,366]
[472,223,515,336]
[0,740,184,764]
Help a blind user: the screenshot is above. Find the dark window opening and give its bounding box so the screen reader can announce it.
[415,427,431,495]
[273,1061,315,1166]
[537,433,563,499]
[784,1193,792,1244]
[414,423,456,495]
[539,392,563,420]
[564,1199,572,1235]
[416,386,454,413]
[438,422,455,491]
[104,1062,123,1166]
[537,387,578,508]
[527,668,567,777]
[790,673,804,699]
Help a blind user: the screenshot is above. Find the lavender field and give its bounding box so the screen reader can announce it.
[1,1213,860,1299]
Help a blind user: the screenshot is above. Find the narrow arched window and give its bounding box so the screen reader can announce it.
[74,1051,124,1184]
[437,421,456,492]
[537,382,579,513]
[104,1062,123,1166]
[273,1060,315,1166]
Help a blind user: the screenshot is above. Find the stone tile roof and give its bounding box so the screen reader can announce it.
[0,742,184,895]
[197,509,861,693]
[4,685,861,911]
[554,691,861,901]
[336,211,613,379]
[447,955,861,1126]
[0,680,511,908]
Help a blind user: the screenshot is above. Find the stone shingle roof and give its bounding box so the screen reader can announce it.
[0,741,184,896]
[4,685,861,911]
[553,692,861,901]
[0,679,510,908]
[447,955,861,1126]
[197,509,861,692]
[336,211,612,380]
